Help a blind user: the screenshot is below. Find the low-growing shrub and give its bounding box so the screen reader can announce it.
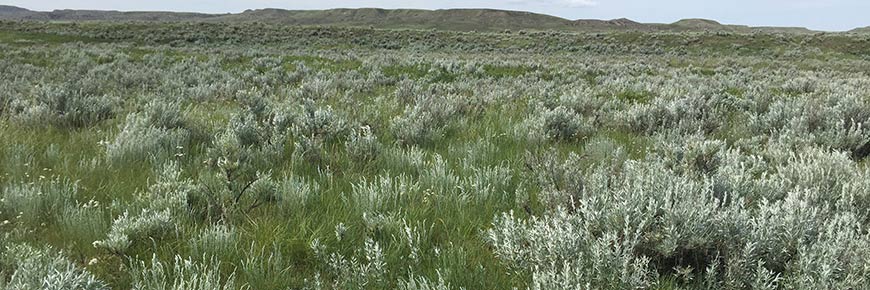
[1,243,108,290]
[106,112,191,164]
[93,209,174,254]
[392,94,472,146]
[0,179,75,226]
[287,99,350,142]
[131,255,238,290]
[276,175,320,212]
[311,237,387,289]
[351,175,419,211]
[188,224,239,259]
[539,106,594,142]
[8,84,121,129]
[516,104,595,143]
[391,106,444,146]
[399,272,454,290]
[346,125,382,163]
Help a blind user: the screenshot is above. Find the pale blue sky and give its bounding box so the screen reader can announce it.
[7,0,868,31]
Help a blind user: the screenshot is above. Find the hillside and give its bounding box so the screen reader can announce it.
[0,5,822,33]
[672,18,725,29]
[670,18,815,34]
[0,5,218,22]
[39,10,218,21]
[0,5,37,18]
[0,5,31,13]
[215,8,575,31]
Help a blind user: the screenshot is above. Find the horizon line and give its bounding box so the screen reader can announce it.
[3,4,865,32]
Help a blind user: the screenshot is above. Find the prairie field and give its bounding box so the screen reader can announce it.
[2,21,870,289]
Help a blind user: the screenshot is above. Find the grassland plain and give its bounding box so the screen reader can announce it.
[1,20,870,289]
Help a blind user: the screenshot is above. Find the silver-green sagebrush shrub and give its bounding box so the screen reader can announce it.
[581,136,630,168]
[418,154,460,197]
[346,125,382,163]
[351,174,419,211]
[523,105,596,143]
[652,133,727,175]
[131,255,240,290]
[0,178,75,226]
[9,84,121,129]
[142,99,188,131]
[711,149,777,202]
[621,94,727,135]
[188,224,239,259]
[393,79,425,103]
[276,175,320,211]
[1,243,108,290]
[382,146,428,175]
[399,272,458,290]
[488,210,657,289]
[747,94,870,152]
[93,208,174,254]
[522,150,585,210]
[311,237,387,289]
[488,159,700,286]
[460,163,514,202]
[769,149,858,199]
[391,94,472,146]
[106,112,191,164]
[748,189,826,271]
[222,112,285,152]
[391,105,444,146]
[783,212,870,289]
[491,135,870,288]
[141,161,197,212]
[198,113,287,216]
[293,133,326,165]
[284,98,350,145]
[296,76,339,101]
[94,162,192,253]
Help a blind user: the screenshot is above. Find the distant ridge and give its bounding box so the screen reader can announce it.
[0,5,31,13]
[672,18,724,28]
[0,5,826,34]
[0,5,218,22]
[217,8,573,31]
[671,18,815,34]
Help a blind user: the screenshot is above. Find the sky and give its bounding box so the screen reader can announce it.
[6,0,869,31]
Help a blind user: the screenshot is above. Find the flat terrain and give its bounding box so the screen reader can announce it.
[1,20,870,289]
